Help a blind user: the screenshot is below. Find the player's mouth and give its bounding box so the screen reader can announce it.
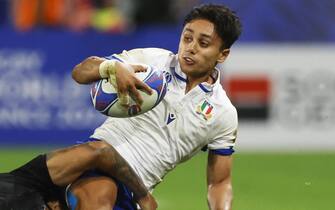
[183,56,195,65]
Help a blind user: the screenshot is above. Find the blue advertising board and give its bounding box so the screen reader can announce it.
[0,26,180,145]
[1,0,335,145]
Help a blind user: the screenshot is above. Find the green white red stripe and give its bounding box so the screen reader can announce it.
[200,101,213,115]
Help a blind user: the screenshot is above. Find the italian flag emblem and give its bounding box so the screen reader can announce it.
[196,100,213,120]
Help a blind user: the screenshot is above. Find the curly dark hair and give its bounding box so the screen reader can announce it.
[183,4,242,49]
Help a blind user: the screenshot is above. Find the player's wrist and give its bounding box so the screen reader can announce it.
[98,59,117,78]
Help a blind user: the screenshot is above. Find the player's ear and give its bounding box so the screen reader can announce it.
[217,48,230,63]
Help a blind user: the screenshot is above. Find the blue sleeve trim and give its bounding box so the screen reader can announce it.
[76,138,101,144]
[211,147,235,156]
[105,54,123,62]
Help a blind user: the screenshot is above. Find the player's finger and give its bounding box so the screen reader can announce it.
[131,64,147,73]
[108,73,118,88]
[129,86,143,105]
[117,87,130,107]
[135,80,153,95]
[118,94,130,108]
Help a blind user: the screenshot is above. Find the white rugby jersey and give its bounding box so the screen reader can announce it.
[91,48,238,190]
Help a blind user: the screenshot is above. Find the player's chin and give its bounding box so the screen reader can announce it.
[180,63,197,75]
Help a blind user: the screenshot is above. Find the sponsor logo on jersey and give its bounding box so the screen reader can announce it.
[166,112,176,124]
[196,100,213,120]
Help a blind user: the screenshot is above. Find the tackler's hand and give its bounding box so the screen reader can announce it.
[137,192,158,210]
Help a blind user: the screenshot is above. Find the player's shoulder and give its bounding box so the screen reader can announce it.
[210,85,237,118]
[128,48,174,56]
[211,94,238,129]
[117,48,175,65]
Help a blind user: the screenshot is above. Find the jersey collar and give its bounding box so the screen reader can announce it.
[173,63,221,93]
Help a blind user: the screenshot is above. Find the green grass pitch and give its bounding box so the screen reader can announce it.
[1,148,334,210]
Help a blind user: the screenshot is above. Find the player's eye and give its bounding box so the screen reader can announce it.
[200,41,209,48]
[183,35,192,42]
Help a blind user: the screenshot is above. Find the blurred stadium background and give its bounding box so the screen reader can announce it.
[1,0,335,209]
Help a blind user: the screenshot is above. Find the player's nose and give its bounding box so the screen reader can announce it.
[185,41,197,54]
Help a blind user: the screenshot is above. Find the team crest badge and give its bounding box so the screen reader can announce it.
[196,100,213,120]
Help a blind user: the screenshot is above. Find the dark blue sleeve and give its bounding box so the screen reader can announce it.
[105,55,124,62]
[210,147,235,156]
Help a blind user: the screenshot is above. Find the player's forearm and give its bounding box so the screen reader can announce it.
[207,182,233,210]
[72,56,104,84]
[96,146,149,200]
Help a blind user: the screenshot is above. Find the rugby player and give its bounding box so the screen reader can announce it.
[68,4,241,210]
[0,3,241,210]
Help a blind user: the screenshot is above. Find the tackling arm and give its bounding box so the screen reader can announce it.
[207,151,233,210]
[47,141,157,209]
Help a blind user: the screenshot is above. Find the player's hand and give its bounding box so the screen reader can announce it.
[137,193,158,210]
[46,201,62,210]
[114,62,153,108]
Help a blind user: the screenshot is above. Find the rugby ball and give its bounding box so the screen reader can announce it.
[90,65,167,117]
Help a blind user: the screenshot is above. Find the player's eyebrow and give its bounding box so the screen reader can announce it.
[184,28,213,39]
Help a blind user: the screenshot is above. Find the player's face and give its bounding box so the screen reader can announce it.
[178,19,229,80]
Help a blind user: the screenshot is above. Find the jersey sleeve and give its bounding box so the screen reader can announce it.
[207,106,238,155]
[105,48,175,69]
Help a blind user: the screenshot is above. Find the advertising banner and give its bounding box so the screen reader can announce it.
[224,44,335,151]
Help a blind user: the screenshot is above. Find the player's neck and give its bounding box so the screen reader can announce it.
[185,74,214,94]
